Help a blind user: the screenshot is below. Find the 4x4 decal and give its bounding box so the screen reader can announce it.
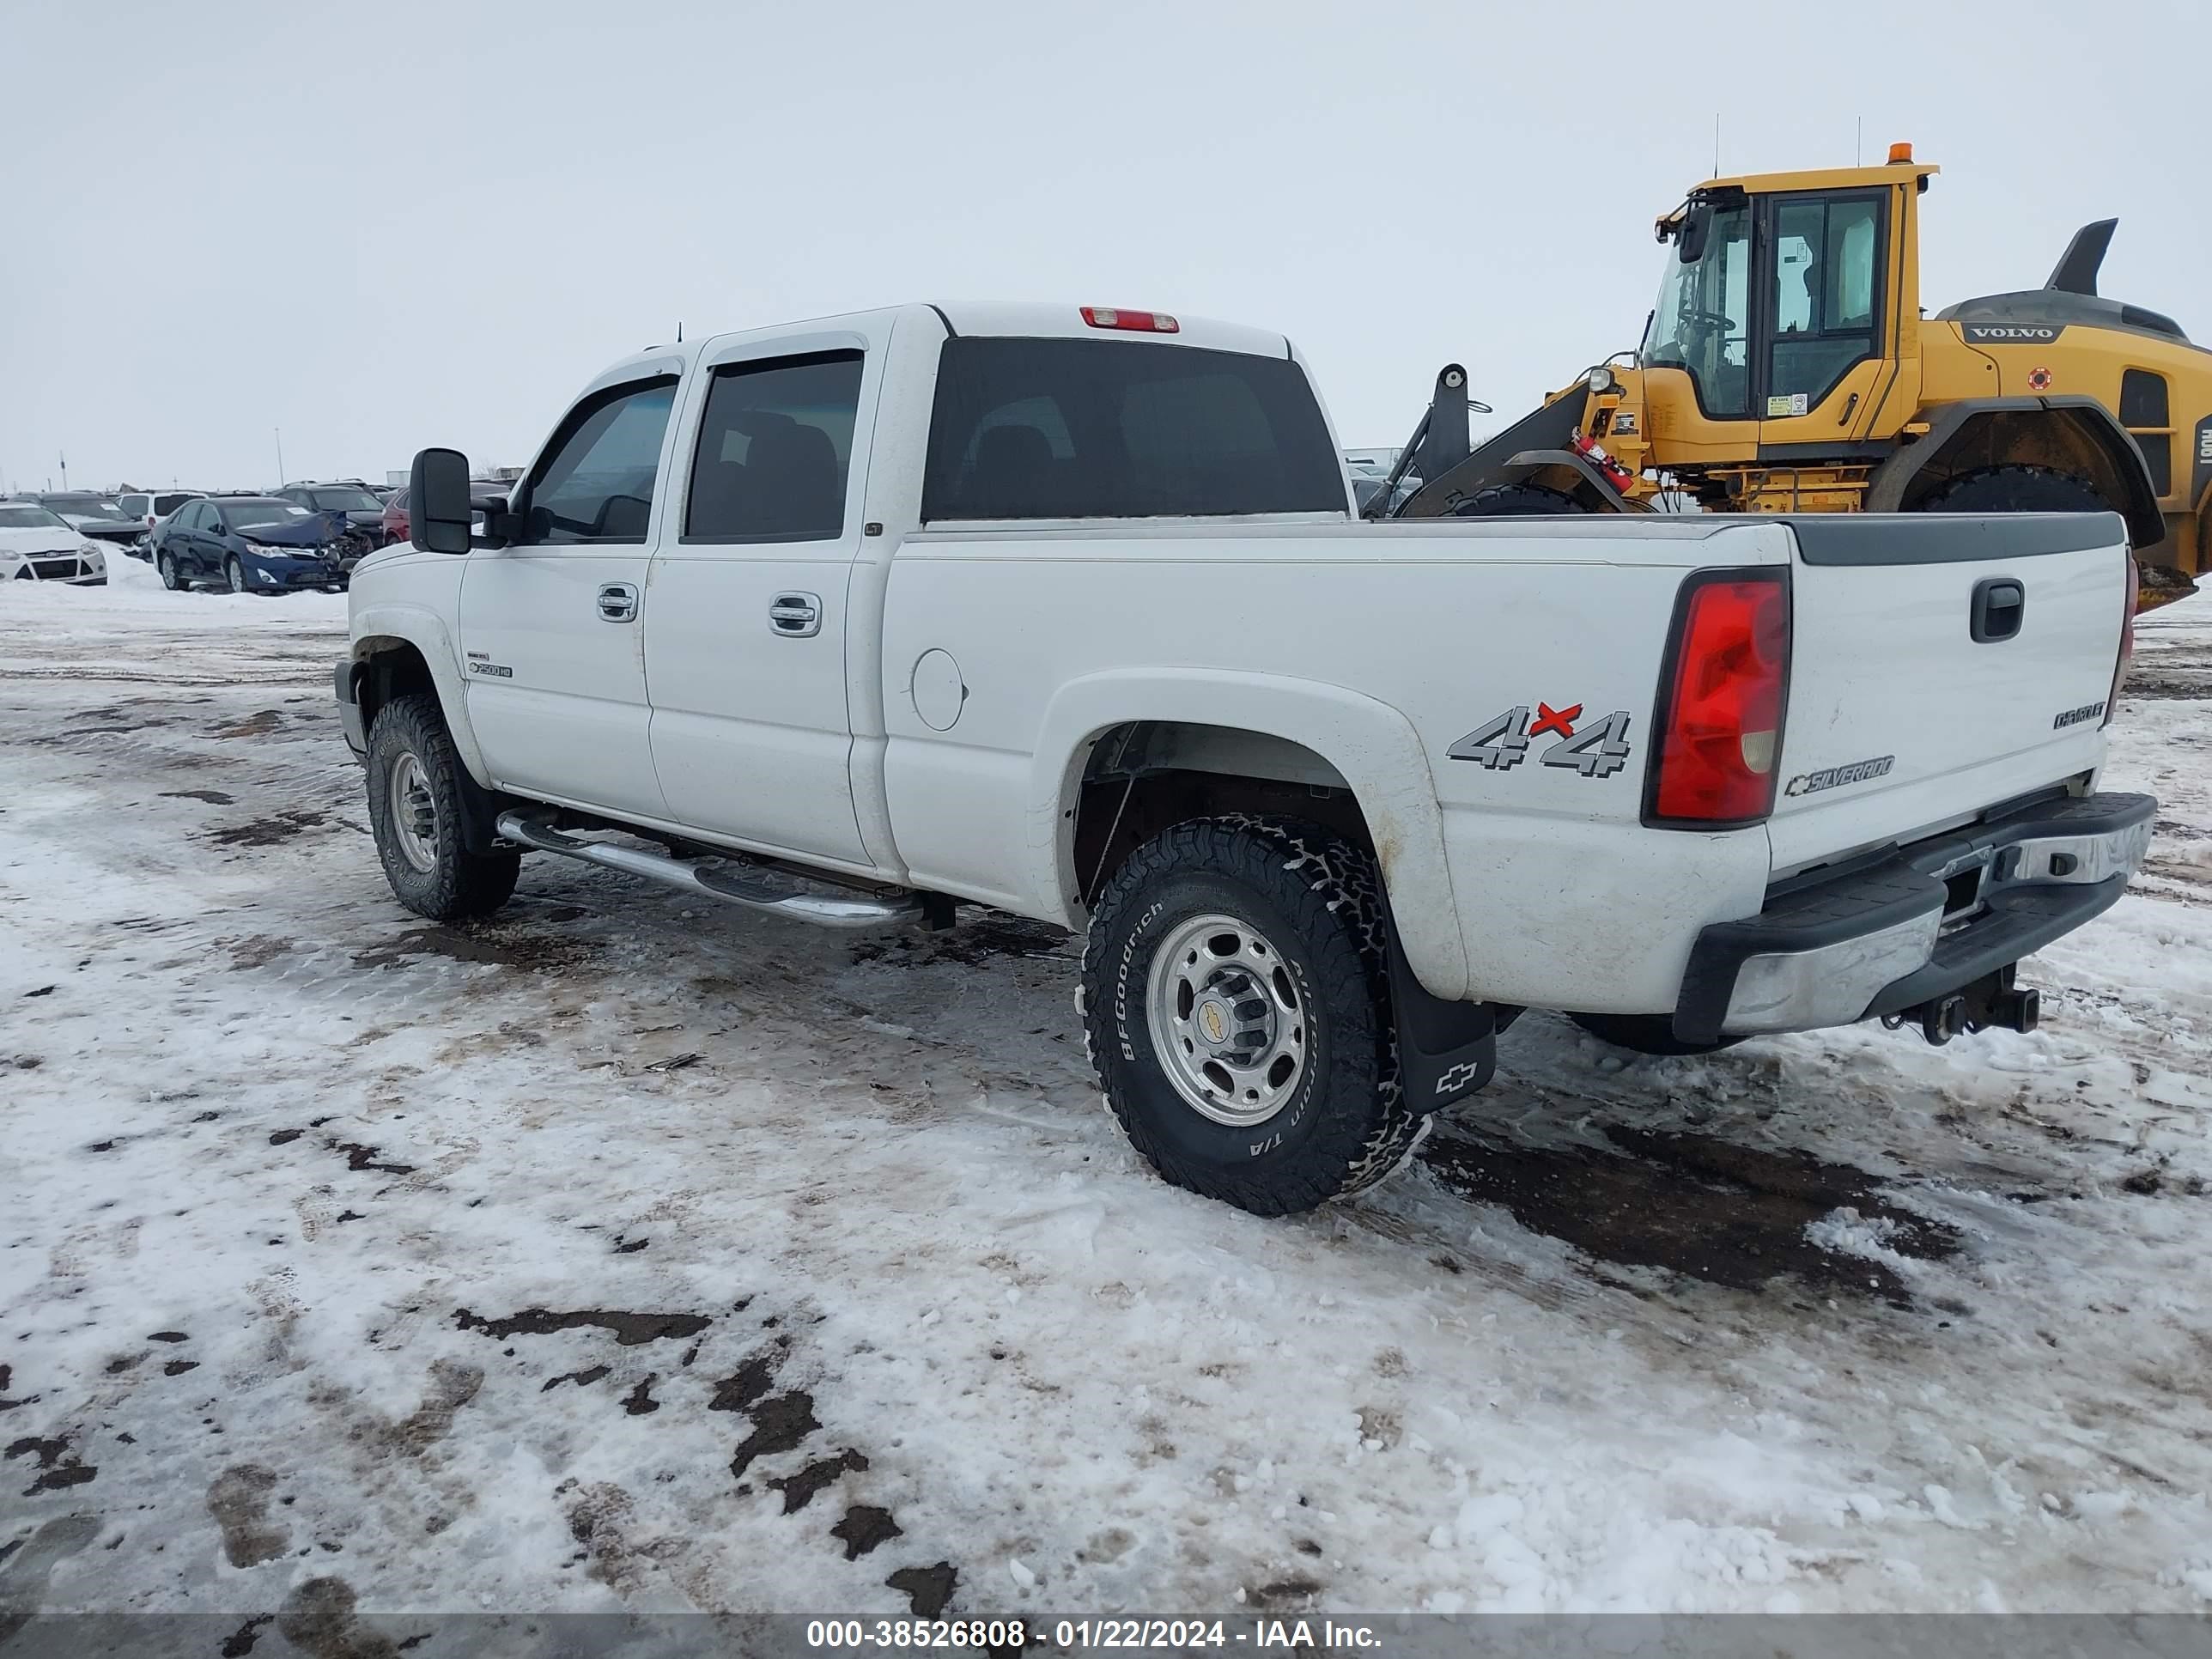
[1449,702,1634,779]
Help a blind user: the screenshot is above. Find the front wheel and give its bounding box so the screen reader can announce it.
[157,551,185,591]
[1080,817,1418,1216]
[363,693,520,921]
[226,556,247,594]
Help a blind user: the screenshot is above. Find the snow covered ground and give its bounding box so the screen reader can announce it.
[3,556,2210,1623]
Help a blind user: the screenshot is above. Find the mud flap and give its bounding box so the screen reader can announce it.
[1381,908,1504,1110]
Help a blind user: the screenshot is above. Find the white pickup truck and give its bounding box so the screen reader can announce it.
[337,301,2154,1215]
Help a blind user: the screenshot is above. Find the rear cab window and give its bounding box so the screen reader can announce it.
[921,338,1346,521]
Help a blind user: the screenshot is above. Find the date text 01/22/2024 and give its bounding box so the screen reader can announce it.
[804,1619,1384,1650]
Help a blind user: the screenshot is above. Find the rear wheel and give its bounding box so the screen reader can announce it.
[364,693,520,921]
[1080,817,1418,1216]
[1451,482,1585,517]
[1568,1012,1742,1058]
[1917,464,2107,517]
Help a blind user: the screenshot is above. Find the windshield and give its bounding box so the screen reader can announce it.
[1643,203,1752,418]
[220,501,312,530]
[0,505,70,531]
[46,496,129,521]
[307,489,383,513]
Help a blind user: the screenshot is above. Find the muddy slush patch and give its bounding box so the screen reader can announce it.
[453,1307,713,1346]
[353,924,594,973]
[2120,649,2211,702]
[210,810,327,848]
[1419,1125,1960,1300]
[207,1465,287,1567]
[161,789,236,806]
[850,912,1072,967]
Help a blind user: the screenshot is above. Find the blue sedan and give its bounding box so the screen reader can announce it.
[149,497,356,594]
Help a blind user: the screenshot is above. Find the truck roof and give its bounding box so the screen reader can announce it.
[620,302,1294,371]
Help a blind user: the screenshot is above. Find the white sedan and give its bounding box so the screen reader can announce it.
[0,502,108,585]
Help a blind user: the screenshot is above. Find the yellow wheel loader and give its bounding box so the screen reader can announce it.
[1382,146,2209,607]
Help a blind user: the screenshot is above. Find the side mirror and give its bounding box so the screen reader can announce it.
[1676,204,1711,264]
[410,447,474,555]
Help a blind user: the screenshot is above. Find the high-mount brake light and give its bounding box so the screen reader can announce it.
[1646,571,1791,827]
[1080,307,1179,333]
[2106,553,2137,726]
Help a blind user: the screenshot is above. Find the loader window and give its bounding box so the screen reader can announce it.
[1765,193,1883,416]
[1644,204,1751,418]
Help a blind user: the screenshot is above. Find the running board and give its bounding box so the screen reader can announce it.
[494,811,923,931]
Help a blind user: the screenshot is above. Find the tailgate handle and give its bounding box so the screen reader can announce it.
[1969,577,2025,643]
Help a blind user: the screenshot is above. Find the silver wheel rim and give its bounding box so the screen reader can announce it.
[228,560,245,593]
[159,556,174,587]
[386,751,439,874]
[1145,912,1308,1127]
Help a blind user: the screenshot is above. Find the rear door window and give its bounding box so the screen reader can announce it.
[921,338,1345,520]
[683,351,864,543]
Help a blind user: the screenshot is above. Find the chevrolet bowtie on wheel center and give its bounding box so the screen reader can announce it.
[338,301,2152,1216]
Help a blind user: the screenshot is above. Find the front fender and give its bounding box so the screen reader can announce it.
[1030,668,1473,1002]
[347,598,491,787]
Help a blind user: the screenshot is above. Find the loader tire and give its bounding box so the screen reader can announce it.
[1080,816,1418,1217]
[1917,465,2108,518]
[365,693,520,922]
[1451,483,1585,517]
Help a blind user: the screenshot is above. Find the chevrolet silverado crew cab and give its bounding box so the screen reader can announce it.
[337,301,2153,1216]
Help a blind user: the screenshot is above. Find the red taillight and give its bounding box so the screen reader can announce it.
[1648,573,1791,825]
[2105,553,2136,726]
[1080,306,1178,333]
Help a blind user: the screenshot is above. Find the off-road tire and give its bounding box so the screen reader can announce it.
[1917,465,2108,517]
[1079,816,1416,1217]
[157,552,184,591]
[1452,482,1585,517]
[1568,1011,1743,1057]
[364,693,520,921]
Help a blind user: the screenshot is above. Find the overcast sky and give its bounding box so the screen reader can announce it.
[3,0,2204,492]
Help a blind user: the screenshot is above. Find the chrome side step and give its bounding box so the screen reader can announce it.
[494,811,923,931]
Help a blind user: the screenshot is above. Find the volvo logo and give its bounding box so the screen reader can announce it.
[1962,324,2065,343]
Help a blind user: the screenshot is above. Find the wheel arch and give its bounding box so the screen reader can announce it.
[345,605,491,784]
[1030,670,1472,1001]
[1867,396,2166,550]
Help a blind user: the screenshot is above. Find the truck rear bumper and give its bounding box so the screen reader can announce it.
[1674,791,2155,1042]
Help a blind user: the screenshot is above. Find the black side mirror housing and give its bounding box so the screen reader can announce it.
[1676,204,1711,264]
[410,447,474,555]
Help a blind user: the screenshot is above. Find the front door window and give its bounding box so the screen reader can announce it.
[1645,204,1753,419]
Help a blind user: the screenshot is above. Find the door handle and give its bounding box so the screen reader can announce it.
[769,592,823,638]
[597,581,639,623]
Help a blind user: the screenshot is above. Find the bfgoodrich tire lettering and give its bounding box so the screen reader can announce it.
[1080,816,1419,1217]
[363,692,520,921]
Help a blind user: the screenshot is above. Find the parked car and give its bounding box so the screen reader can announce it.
[379,480,507,544]
[116,489,209,558]
[149,497,353,593]
[33,493,143,547]
[275,481,393,548]
[337,301,2151,1219]
[0,501,106,584]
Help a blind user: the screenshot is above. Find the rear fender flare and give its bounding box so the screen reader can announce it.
[1867,395,2166,548]
[1031,669,1472,1001]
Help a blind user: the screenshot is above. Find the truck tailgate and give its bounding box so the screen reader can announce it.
[1767,514,2129,876]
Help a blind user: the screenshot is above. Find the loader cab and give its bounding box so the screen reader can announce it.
[1642,161,1929,455]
